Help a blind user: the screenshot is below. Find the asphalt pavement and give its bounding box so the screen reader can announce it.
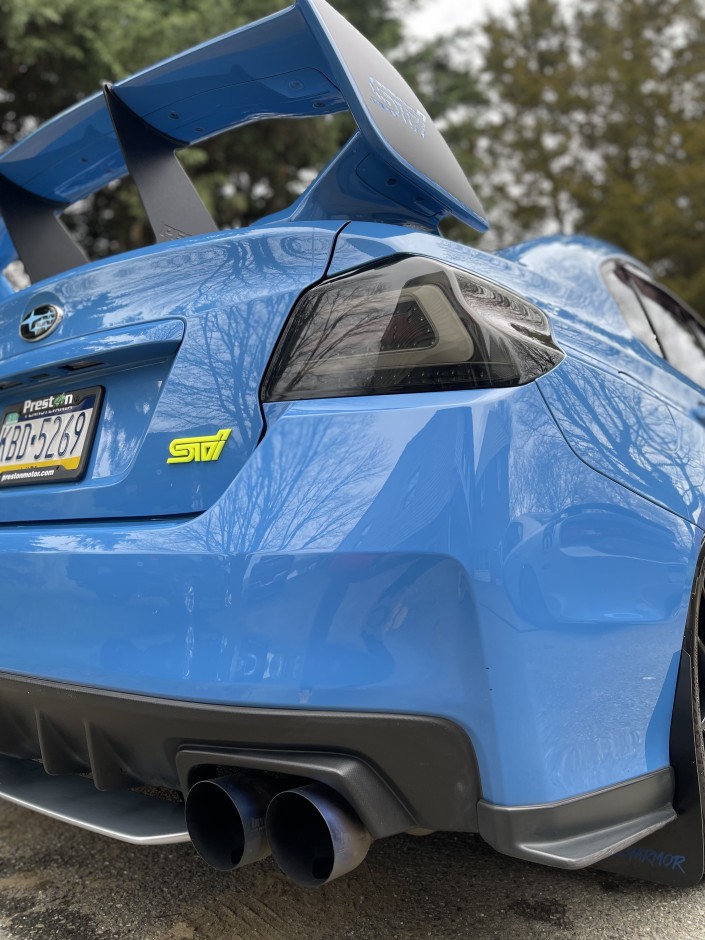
[0,800,703,939]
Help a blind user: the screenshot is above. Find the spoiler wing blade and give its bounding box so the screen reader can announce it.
[0,0,487,280]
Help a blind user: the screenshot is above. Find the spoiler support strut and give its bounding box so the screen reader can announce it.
[103,84,218,244]
[0,174,88,283]
[0,0,489,283]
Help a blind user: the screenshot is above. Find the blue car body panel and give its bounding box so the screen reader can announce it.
[0,0,702,887]
[0,223,342,521]
[0,224,700,808]
[330,225,705,529]
[0,374,696,805]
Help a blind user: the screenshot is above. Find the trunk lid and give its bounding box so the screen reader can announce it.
[0,222,341,522]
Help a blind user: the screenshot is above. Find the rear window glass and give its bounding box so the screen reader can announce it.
[605,262,705,389]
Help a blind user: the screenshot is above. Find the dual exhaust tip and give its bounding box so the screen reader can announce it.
[185,774,373,887]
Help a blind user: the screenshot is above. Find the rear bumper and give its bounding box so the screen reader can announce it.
[0,671,683,881]
[0,383,697,808]
[0,671,480,838]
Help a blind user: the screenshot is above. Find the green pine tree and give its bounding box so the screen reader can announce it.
[472,0,705,308]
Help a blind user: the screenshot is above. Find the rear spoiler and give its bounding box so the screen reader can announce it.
[0,0,488,283]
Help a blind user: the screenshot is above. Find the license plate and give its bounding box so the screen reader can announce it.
[0,386,103,488]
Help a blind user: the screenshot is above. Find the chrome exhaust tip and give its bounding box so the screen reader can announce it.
[266,784,372,887]
[185,774,280,871]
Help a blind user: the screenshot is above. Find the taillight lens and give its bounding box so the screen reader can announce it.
[262,257,563,402]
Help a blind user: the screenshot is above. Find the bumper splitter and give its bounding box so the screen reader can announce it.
[0,754,188,844]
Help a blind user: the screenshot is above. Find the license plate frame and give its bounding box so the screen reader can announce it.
[0,386,104,488]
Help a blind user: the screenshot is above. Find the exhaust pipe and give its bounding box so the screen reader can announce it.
[266,784,373,887]
[185,774,285,871]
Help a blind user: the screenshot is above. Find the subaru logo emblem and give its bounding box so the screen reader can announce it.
[19,304,63,342]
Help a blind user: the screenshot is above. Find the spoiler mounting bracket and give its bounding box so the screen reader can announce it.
[104,84,218,244]
[0,174,89,283]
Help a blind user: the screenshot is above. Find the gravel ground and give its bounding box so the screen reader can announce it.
[0,801,703,940]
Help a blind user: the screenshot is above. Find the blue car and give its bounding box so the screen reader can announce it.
[0,0,702,889]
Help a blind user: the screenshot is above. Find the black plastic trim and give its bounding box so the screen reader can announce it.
[0,672,480,834]
[176,748,414,839]
[103,84,218,243]
[477,768,675,870]
[0,173,88,282]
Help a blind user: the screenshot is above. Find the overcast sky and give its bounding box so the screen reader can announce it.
[407,0,513,38]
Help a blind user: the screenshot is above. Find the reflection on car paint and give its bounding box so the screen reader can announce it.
[0,383,695,804]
